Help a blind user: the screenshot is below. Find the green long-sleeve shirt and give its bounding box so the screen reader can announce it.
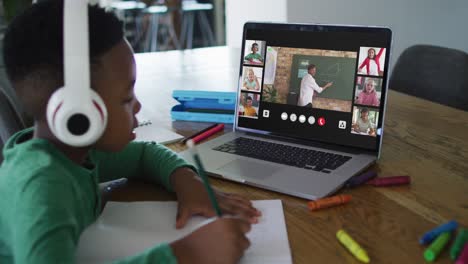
[0,128,193,263]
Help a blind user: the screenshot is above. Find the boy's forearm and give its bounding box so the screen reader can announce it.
[170,167,202,195]
[94,142,195,190]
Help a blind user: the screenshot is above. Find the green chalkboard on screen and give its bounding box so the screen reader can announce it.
[290,55,356,101]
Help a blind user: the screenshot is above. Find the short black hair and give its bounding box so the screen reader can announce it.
[3,0,124,118]
[307,64,316,71]
[246,96,253,101]
[251,43,258,48]
[360,108,369,114]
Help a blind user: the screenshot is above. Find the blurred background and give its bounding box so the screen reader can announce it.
[1,0,468,112]
[97,0,224,52]
[1,0,226,54]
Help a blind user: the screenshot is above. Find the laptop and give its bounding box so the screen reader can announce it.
[180,22,392,200]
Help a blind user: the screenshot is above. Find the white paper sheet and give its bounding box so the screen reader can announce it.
[76,200,292,264]
[134,122,183,145]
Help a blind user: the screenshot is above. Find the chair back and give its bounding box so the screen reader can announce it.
[0,85,27,163]
[390,45,468,111]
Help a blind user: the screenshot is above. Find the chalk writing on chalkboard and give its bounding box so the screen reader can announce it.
[317,63,342,83]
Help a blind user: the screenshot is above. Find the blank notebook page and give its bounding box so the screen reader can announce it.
[76,200,292,264]
[134,122,183,145]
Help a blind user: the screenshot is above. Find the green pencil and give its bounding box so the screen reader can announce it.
[187,140,222,216]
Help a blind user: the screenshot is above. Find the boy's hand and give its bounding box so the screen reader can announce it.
[170,168,261,229]
[170,217,251,264]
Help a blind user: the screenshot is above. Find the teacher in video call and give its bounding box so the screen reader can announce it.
[297,64,333,107]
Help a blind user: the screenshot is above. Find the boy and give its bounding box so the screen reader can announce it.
[244,43,263,64]
[243,96,258,117]
[0,1,260,263]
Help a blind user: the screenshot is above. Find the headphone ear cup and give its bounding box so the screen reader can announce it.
[89,89,108,133]
[46,87,108,147]
[65,89,108,141]
[46,87,66,138]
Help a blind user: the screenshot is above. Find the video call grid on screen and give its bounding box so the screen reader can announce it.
[237,23,391,151]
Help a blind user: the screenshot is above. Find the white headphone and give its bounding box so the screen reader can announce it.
[46,0,108,147]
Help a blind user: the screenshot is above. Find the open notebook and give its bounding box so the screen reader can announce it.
[134,120,184,145]
[76,200,292,264]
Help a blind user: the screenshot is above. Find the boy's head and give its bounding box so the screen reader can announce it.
[251,43,259,53]
[3,1,141,151]
[246,96,253,106]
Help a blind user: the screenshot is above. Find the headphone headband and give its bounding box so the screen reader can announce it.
[64,0,90,100]
[46,0,108,147]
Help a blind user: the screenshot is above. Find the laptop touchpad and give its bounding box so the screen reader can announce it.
[217,159,278,180]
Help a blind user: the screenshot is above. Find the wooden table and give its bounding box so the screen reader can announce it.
[112,46,468,263]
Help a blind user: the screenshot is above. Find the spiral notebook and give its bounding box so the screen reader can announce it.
[134,120,184,145]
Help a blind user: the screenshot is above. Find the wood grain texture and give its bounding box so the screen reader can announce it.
[112,48,467,263]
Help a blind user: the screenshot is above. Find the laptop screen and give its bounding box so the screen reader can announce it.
[236,23,392,152]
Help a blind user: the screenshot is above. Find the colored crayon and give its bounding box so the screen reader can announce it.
[336,229,370,263]
[191,123,225,144]
[366,176,410,186]
[451,228,468,260]
[181,123,219,144]
[307,194,352,211]
[419,220,458,245]
[456,243,468,264]
[424,232,452,262]
[346,170,377,188]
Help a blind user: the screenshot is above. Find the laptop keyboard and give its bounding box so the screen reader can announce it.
[212,137,352,173]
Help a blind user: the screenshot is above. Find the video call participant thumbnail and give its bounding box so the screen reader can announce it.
[244,41,265,65]
[242,67,262,92]
[357,47,386,76]
[351,107,378,137]
[239,93,260,118]
[355,77,381,107]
